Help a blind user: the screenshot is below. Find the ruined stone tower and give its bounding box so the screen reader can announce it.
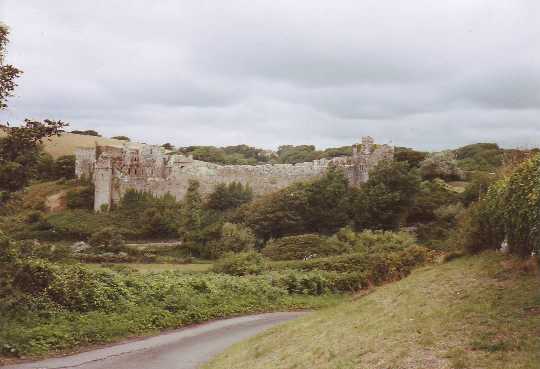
[76,137,393,211]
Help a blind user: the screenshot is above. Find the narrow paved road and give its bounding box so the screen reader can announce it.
[2,312,306,369]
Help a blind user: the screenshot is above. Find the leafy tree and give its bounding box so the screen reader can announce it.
[212,251,266,276]
[111,136,130,141]
[0,24,22,111]
[209,222,256,258]
[161,142,174,150]
[206,182,253,211]
[394,147,428,168]
[0,119,68,195]
[178,180,203,243]
[407,179,460,223]
[142,207,178,238]
[461,172,496,206]
[277,145,320,164]
[352,161,421,230]
[242,183,310,240]
[35,152,56,180]
[304,167,350,233]
[54,155,76,179]
[66,185,94,210]
[419,151,464,181]
[455,143,504,172]
[88,227,125,253]
[262,233,349,261]
[71,129,100,136]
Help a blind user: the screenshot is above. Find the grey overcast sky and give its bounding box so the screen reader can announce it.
[1,0,539,150]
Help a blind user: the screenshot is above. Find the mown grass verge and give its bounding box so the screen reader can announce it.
[204,252,540,369]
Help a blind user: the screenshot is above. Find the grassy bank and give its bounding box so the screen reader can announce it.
[204,252,540,369]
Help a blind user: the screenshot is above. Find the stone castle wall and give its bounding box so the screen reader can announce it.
[75,138,393,211]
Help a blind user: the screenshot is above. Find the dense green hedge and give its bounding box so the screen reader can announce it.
[457,154,540,256]
[269,246,428,274]
[261,234,350,260]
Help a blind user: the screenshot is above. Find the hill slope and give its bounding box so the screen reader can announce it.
[204,253,540,369]
[0,130,126,158]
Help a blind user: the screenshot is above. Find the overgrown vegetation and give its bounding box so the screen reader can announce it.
[454,153,540,257]
[0,235,339,359]
[205,253,540,369]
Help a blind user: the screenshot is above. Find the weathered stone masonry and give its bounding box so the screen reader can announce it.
[75,137,393,211]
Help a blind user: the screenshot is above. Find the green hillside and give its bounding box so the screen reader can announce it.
[205,253,540,369]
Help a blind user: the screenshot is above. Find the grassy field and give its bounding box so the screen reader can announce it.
[204,252,540,369]
[0,130,128,158]
[88,262,212,273]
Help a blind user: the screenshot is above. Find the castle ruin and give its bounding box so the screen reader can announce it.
[75,137,393,211]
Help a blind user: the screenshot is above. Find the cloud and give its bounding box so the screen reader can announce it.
[1,0,539,150]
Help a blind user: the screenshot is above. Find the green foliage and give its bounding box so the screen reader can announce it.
[179,180,204,242]
[455,155,540,256]
[394,147,428,168]
[262,234,350,261]
[0,24,22,111]
[71,129,100,136]
[177,145,270,165]
[352,161,421,230]
[502,155,540,256]
[1,237,338,358]
[267,269,341,295]
[213,251,267,276]
[142,207,179,238]
[419,151,464,181]
[242,182,310,240]
[277,145,319,164]
[270,246,430,285]
[304,167,351,233]
[338,228,417,254]
[111,136,130,141]
[454,179,508,254]
[461,172,497,206]
[408,179,460,223]
[88,227,126,253]
[209,223,256,258]
[455,143,504,172]
[66,184,94,210]
[242,169,351,240]
[0,119,69,196]
[53,155,76,179]
[206,182,253,211]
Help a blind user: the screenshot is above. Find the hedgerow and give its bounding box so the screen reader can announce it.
[0,236,335,358]
[456,154,540,256]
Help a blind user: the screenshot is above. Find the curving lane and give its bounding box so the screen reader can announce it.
[2,312,306,369]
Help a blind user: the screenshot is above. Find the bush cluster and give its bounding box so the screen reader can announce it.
[262,233,350,261]
[455,154,540,256]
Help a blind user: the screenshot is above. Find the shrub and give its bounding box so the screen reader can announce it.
[206,182,253,211]
[210,223,256,258]
[352,161,421,230]
[262,234,349,261]
[419,151,464,181]
[267,270,336,295]
[348,229,417,253]
[213,251,266,276]
[25,211,44,224]
[269,246,430,284]
[452,188,506,254]
[66,185,94,210]
[88,227,126,253]
[502,154,540,256]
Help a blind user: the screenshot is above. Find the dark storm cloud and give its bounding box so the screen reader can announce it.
[0,0,539,150]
